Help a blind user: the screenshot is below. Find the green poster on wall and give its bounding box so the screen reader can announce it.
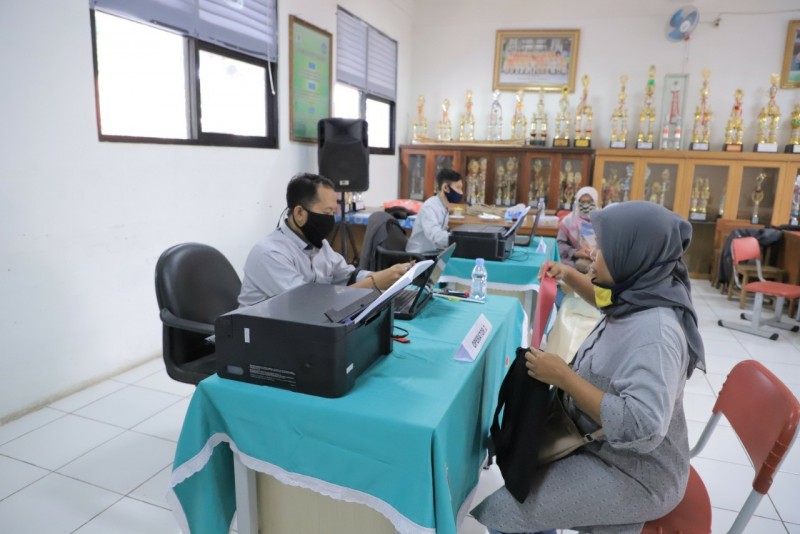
[290,16,332,143]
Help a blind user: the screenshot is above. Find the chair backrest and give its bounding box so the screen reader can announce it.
[155,243,241,324]
[155,243,241,383]
[713,359,800,495]
[555,209,571,221]
[714,219,761,253]
[531,275,558,349]
[730,236,762,265]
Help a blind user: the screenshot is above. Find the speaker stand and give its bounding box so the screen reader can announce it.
[330,200,360,266]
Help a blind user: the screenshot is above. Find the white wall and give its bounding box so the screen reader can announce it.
[409,0,800,148]
[3,0,799,422]
[0,0,414,422]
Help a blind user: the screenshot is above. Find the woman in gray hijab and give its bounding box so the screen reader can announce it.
[472,201,705,534]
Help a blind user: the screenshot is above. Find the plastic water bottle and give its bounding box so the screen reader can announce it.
[537,197,546,215]
[471,258,488,301]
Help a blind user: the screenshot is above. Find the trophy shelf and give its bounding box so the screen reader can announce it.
[593,149,800,279]
[399,144,595,216]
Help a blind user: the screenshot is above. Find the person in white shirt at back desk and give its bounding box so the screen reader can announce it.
[406,168,464,254]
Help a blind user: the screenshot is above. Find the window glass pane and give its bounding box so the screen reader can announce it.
[199,50,267,136]
[95,11,188,138]
[366,97,390,149]
[333,83,361,119]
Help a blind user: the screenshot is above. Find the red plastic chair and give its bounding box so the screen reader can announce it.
[531,275,557,349]
[718,236,800,340]
[642,360,800,534]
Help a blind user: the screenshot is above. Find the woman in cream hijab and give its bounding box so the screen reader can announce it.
[557,186,598,274]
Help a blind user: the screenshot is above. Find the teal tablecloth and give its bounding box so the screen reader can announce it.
[169,296,524,534]
[441,236,559,292]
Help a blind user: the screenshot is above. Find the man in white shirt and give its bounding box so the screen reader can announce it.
[238,173,409,306]
[406,169,464,254]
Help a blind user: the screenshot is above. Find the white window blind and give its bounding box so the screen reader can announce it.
[336,7,396,101]
[90,0,278,62]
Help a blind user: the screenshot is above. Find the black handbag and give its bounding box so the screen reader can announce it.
[490,347,604,503]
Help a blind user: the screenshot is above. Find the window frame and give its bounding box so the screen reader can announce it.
[364,93,395,156]
[334,8,397,156]
[89,9,278,149]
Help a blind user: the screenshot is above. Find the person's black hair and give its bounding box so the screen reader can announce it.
[286,173,335,209]
[436,168,462,190]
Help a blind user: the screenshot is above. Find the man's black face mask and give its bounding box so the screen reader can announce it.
[295,207,336,248]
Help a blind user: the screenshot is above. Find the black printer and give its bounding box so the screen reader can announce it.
[449,224,513,261]
[215,283,393,398]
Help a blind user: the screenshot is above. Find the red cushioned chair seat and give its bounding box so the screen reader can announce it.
[743,281,800,300]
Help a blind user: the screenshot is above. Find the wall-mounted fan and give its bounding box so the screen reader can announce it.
[667,6,699,41]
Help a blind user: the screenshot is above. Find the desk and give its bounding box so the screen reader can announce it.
[440,237,559,318]
[169,296,524,534]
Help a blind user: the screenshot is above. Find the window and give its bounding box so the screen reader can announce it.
[334,8,397,155]
[90,0,277,148]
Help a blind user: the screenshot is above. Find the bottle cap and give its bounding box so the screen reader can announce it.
[476,258,485,265]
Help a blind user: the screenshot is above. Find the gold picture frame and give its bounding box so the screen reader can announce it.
[289,15,332,143]
[493,29,580,92]
[781,20,800,89]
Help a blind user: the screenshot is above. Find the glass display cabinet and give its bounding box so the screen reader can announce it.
[593,149,799,278]
[399,144,594,212]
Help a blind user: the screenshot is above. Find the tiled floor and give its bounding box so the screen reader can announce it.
[1,281,799,533]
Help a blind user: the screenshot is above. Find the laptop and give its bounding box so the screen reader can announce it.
[513,205,543,247]
[393,244,456,320]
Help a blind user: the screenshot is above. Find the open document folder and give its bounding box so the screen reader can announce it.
[352,260,434,324]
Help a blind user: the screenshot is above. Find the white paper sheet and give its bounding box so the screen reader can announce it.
[351,260,434,324]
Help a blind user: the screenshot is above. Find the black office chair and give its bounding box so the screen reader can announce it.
[154,243,241,385]
[358,211,423,271]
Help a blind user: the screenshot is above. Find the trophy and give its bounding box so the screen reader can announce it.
[636,66,657,149]
[622,164,632,202]
[458,90,476,141]
[785,104,800,154]
[602,168,622,206]
[751,172,766,224]
[412,95,428,142]
[723,89,744,152]
[528,158,547,204]
[437,99,452,141]
[718,192,726,218]
[478,159,488,204]
[553,86,571,147]
[465,158,480,205]
[690,177,709,220]
[754,74,780,153]
[511,90,527,141]
[560,160,578,209]
[610,75,629,148]
[504,158,518,206]
[690,69,712,151]
[495,163,506,206]
[574,75,593,148]
[689,177,700,217]
[659,169,670,206]
[660,77,683,150]
[529,88,548,146]
[487,90,503,141]
[790,174,800,225]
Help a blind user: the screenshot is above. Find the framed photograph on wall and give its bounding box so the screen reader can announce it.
[493,29,580,92]
[289,15,332,143]
[781,19,800,89]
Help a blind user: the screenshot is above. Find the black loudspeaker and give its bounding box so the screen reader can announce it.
[318,118,369,192]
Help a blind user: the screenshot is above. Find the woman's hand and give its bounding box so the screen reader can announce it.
[538,261,575,281]
[524,347,572,388]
